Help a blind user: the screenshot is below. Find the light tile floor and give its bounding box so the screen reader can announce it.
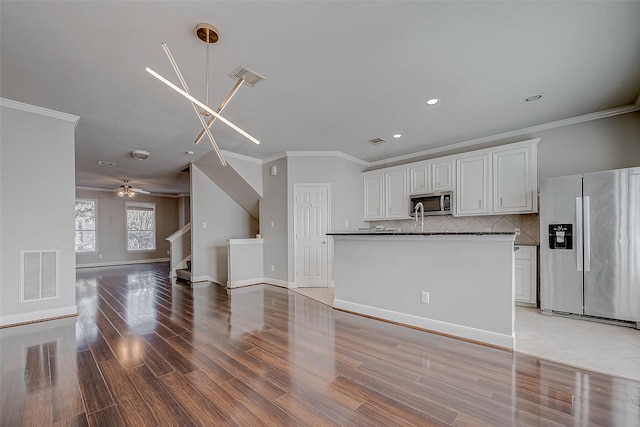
[292,288,640,382]
[515,306,640,382]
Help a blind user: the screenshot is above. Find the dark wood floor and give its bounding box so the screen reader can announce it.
[1,263,639,426]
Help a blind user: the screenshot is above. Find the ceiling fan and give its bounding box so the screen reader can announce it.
[146,22,265,166]
[116,180,149,198]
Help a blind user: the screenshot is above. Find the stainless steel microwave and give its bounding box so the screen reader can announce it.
[410,191,453,216]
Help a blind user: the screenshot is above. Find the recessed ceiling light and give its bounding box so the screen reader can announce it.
[186,150,195,155]
[392,134,402,139]
[525,94,542,102]
[131,150,150,160]
[97,161,116,166]
[426,98,440,106]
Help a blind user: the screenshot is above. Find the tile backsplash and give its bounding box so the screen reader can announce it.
[369,214,540,245]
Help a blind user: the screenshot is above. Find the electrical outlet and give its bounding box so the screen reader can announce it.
[514,227,521,235]
[202,222,207,229]
[167,250,170,255]
[271,265,275,272]
[344,219,349,228]
[270,221,275,228]
[98,253,103,259]
[485,227,491,232]
[421,291,430,304]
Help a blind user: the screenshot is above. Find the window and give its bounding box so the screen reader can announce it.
[75,199,97,252]
[126,202,156,251]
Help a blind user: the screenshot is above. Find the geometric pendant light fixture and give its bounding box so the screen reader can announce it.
[146,23,264,166]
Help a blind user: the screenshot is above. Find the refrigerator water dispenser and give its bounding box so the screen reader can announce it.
[548,224,572,249]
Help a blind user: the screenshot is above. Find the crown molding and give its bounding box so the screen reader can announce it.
[285,151,369,166]
[210,101,640,169]
[261,153,287,164]
[368,103,640,167]
[0,97,80,127]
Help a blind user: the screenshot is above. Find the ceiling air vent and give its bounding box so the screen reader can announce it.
[368,137,386,146]
[228,66,265,87]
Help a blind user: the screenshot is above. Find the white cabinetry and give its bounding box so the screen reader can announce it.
[363,139,538,219]
[385,169,409,219]
[410,158,454,194]
[362,171,384,220]
[493,145,537,213]
[362,168,409,220]
[514,245,537,306]
[432,159,454,191]
[410,163,430,194]
[456,153,492,216]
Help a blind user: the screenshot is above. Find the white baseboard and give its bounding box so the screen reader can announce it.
[262,277,292,289]
[0,305,78,328]
[333,299,515,349]
[191,275,214,283]
[227,277,265,289]
[77,258,169,268]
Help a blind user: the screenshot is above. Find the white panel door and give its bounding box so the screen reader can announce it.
[295,185,329,287]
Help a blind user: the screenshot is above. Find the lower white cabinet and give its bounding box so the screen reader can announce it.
[514,245,537,305]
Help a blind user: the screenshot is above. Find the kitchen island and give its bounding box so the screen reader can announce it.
[328,232,516,349]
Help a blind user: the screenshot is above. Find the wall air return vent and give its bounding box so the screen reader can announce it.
[228,66,265,87]
[20,250,59,302]
[368,137,386,145]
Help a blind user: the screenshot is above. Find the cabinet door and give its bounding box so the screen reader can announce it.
[493,146,535,213]
[456,154,492,215]
[362,172,384,220]
[385,169,409,219]
[432,159,454,191]
[514,246,537,305]
[410,164,430,194]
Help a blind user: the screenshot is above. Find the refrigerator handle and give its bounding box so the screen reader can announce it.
[576,197,583,272]
[583,196,591,272]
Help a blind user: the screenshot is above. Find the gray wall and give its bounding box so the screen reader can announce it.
[287,155,367,282]
[536,112,640,179]
[75,189,180,267]
[1,102,78,325]
[191,164,257,284]
[260,157,289,284]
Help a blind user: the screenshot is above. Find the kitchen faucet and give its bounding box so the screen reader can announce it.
[414,202,424,233]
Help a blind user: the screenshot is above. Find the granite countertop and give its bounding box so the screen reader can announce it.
[327,231,516,236]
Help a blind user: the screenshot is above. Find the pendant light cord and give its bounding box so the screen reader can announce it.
[205,28,210,108]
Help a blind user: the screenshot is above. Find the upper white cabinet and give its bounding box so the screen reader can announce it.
[432,159,454,191]
[362,139,538,219]
[385,169,409,219]
[410,163,430,194]
[363,168,409,220]
[493,145,538,213]
[362,171,385,220]
[410,158,454,194]
[456,153,492,216]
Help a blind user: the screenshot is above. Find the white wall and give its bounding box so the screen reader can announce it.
[191,164,257,284]
[260,157,289,285]
[75,189,179,267]
[0,100,78,326]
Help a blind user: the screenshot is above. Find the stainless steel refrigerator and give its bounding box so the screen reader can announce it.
[540,167,640,327]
